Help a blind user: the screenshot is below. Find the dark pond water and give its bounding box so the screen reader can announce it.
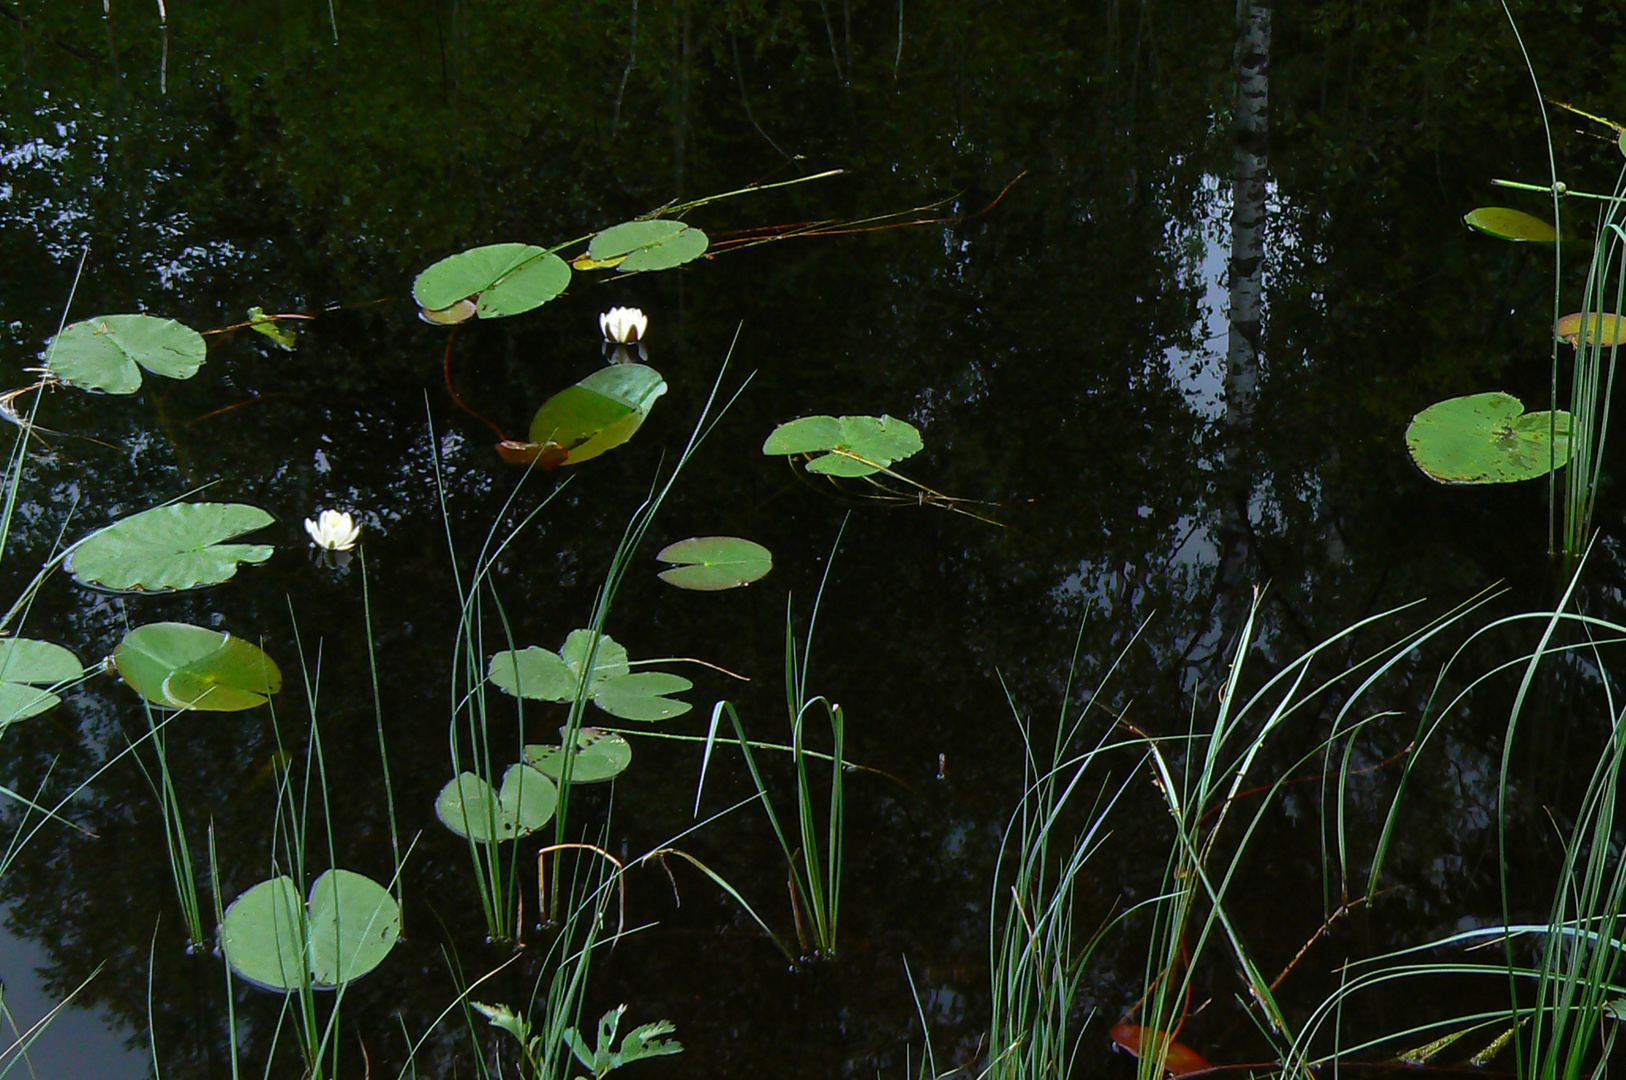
[5,3,1626,1077]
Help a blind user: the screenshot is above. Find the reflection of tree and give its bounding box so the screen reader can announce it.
[0,2,1623,1077]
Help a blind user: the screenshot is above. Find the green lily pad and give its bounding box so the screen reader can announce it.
[412,243,572,319]
[67,502,274,593]
[488,646,576,700]
[526,364,668,467]
[587,220,710,273]
[560,629,631,684]
[762,414,924,477]
[1406,392,1573,484]
[525,728,633,783]
[114,622,282,711]
[435,763,558,843]
[0,638,82,727]
[1463,207,1557,243]
[246,307,298,350]
[220,869,400,992]
[591,672,693,721]
[656,536,773,590]
[45,314,207,395]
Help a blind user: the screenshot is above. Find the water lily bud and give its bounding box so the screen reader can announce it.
[599,306,648,344]
[305,509,362,551]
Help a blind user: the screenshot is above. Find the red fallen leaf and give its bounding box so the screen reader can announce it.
[496,440,569,469]
[1110,1021,1211,1077]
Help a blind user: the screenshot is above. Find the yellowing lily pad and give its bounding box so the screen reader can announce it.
[1556,312,1626,347]
[1462,207,1557,243]
[1406,391,1572,484]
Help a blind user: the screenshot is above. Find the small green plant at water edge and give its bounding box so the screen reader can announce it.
[474,1001,682,1080]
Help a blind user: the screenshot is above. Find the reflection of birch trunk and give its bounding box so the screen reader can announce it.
[1217,0,1270,603]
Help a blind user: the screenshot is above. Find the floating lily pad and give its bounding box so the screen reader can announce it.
[762,414,924,477]
[525,728,633,783]
[67,502,274,593]
[220,869,401,992]
[413,243,572,319]
[45,314,207,395]
[524,364,668,468]
[246,307,297,350]
[1406,392,1573,484]
[1463,207,1557,243]
[592,672,693,721]
[586,220,710,273]
[435,763,558,843]
[560,629,631,684]
[656,536,773,591]
[1556,312,1626,347]
[114,622,282,711]
[0,638,82,727]
[488,646,575,700]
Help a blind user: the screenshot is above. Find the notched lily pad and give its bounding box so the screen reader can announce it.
[522,364,668,468]
[592,673,693,721]
[413,243,571,319]
[435,763,558,843]
[1462,207,1557,243]
[114,622,282,711]
[45,314,207,395]
[762,414,924,477]
[1406,391,1573,484]
[1556,312,1626,347]
[586,220,710,273]
[220,868,400,992]
[656,536,773,590]
[488,630,691,721]
[0,638,82,727]
[67,502,274,593]
[525,728,632,783]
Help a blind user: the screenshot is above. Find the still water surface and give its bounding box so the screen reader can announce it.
[3,2,1624,1076]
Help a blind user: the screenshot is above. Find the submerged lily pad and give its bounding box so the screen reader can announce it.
[1556,312,1626,347]
[45,314,207,395]
[435,764,558,842]
[1406,391,1573,484]
[1462,207,1557,243]
[246,307,298,350]
[0,638,82,727]
[220,868,400,992]
[524,364,668,467]
[656,536,773,590]
[762,414,924,477]
[525,728,633,783]
[586,220,710,273]
[413,243,572,319]
[67,502,274,593]
[114,622,282,711]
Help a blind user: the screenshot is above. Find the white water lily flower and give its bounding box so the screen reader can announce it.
[305,509,361,551]
[599,306,648,344]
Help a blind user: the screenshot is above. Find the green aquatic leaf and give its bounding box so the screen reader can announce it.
[560,629,631,684]
[487,646,575,701]
[68,502,274,593]
[762,414,924,477]
[1462,207,1557,243]
[526,364,668,466]
[412,243,571,318]
[586,220,710,273]
[45,314,207,395]
[592,672,692,721]
[435,763,558,842]
[525,728,633,783]
[220,869,400,992]
[0,638,82,726]
[114,622,282,711]
[656,536,773,591]
[247,307,297,350]
[1406,391,1572,484]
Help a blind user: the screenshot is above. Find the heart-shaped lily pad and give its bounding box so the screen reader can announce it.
[762,414,924,477]
[114,622,282,711]
[489,630,690,721]
[585,220,710,273]
[525,728,633,783]
[0,638,82,727]
[435,763,558,842]
[1462,207,1557,243]
[413,243,572,319]
[655,536,773,591]
[45,314,207,395]
[67,502,274,593]
[219,868,401,992]
[1406,391,1573,484]
[591,672,693,721]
